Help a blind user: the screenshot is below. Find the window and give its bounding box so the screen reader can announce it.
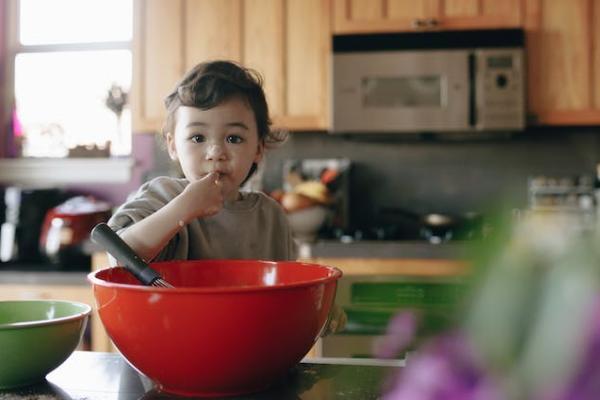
[8,0,133,157]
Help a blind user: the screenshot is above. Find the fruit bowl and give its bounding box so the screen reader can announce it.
[88,259,341,397]
[0,300,91,389]
[286,205,330,242]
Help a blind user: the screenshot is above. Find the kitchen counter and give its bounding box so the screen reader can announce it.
[298,240,470,277]
[0,351,402,399]
[0,240,471,286]
[0,270,88,285]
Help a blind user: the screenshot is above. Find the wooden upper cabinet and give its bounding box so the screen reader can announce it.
[244,0,286,121]
[132,0,185,133]
[333,0,524,34]
[283,0,331,130]
[185,0,242,69]
[525,0,600,125]
[132,0,330,133]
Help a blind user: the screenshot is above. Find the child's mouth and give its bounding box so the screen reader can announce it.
[208,171,226,186]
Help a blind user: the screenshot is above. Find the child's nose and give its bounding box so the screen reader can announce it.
[205,144,226,160]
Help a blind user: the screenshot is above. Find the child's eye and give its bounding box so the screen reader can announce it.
[226,135,244,144]
[190,134,205,143]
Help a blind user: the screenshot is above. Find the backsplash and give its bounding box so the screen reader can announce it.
[261,127,600,229]
[64,127,600,230]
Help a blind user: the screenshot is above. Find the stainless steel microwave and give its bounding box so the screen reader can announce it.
[332,29,525,134]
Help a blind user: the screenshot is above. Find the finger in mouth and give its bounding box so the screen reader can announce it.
[214,172,223,185]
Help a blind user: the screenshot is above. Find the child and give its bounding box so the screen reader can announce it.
[107,60,345,334]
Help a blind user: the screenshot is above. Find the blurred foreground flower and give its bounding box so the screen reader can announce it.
[373,312,418,360]
[382,331,503,400]
[379,215,600,400]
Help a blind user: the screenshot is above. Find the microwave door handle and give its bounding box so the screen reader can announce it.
[468,53,477,128]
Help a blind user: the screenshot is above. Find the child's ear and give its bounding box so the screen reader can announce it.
[254,142,265,163]
[166,132,178,161]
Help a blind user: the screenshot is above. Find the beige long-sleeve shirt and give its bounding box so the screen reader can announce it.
[108,176,297,262]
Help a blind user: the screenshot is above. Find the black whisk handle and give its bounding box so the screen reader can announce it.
[91,223,162,286]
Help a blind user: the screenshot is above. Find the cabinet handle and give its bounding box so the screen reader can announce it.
[425,18,439,28]
[412,19,426,29]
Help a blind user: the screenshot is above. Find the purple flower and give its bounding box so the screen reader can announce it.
[373,311,418,359]
[545,296,600,400]
[383,332,504,400]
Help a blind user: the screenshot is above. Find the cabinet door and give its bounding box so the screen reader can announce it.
[243,0,330,130]
[526,0,600,125]
[283,0,331,130]
[132,0,185,133]
[440,0,523,29]
[185,0,242,70]
[243,0,285,120]
[333,0,523,34]
[333,0,437,33]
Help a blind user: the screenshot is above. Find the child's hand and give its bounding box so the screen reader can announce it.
[182,172,225,219]
[321,303,347,337]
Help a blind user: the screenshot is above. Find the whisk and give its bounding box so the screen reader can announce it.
[91,223,174,288]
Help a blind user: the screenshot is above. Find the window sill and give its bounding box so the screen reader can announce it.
[0,157,135,186]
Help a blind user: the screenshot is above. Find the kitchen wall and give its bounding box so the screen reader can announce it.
[70,133,167,206]
[12,126,598,230]
[1,125,593,229]
[261,127,600,228]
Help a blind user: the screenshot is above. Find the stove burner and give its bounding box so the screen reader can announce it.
[325,218,485,243]
[327,225,420,243]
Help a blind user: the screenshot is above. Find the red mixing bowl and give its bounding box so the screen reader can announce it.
[88,259,341,397]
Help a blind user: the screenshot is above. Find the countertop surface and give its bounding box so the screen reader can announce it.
[0,351,401,400]
[0,270,88,285]
[0,240,470,285]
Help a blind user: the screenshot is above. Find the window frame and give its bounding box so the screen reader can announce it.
[4,0,133,158]
[0,2,9,158]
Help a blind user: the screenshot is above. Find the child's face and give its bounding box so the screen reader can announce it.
[166,97,264,201]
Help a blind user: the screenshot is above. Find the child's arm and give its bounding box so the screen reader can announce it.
[117,172,223,262]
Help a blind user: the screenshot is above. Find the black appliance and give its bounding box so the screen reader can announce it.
[0,187,69,264]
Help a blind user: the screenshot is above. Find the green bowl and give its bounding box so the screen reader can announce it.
[0,300,91,389]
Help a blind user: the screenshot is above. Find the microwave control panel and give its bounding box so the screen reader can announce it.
[476,49,525,130]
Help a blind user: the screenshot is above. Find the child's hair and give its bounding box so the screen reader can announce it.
[162,60,286,147]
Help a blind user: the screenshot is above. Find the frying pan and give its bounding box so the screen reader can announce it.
[379,208,481,243]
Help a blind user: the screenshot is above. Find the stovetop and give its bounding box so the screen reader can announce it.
[319,223,484,244]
